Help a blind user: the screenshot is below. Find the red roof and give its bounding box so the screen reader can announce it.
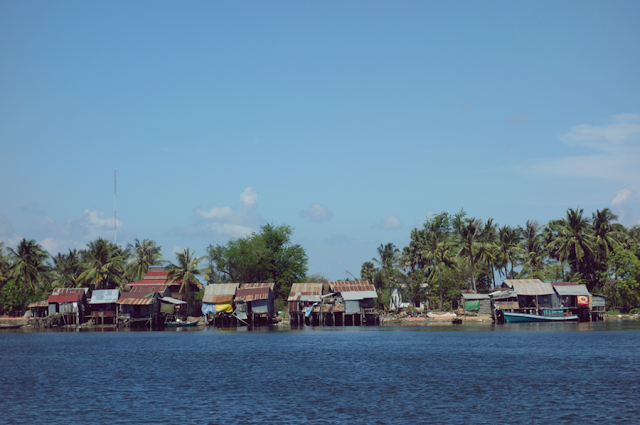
[49,294,82,303]
[329,281,375,292]
[236,283,273,302]
[126,279,178,287]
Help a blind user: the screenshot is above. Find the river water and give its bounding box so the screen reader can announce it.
[1,321,639,424]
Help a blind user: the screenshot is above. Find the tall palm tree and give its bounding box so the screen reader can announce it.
[0,241,13,291]
[79,238,126,290]
[423,231,455,310]
[165,248,208,299]
[592,209,624,262]
[546,207,595,276]
[480,218,499,288]
[456,218,484,293]
[8,239,50,310]
[372,243,401,290]
[125,238,164,282]
[497,225,524,280]
[518,220,547,279]
[51,249,83,288]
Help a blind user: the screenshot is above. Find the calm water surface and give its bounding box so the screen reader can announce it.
[1,321,639,424]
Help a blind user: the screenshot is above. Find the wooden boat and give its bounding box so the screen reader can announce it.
[0,324,24,329]
[504,311,578,323]
[166,318,200,327]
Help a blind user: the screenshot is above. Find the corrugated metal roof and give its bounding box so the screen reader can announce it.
[341,291,378,300]
[28,300,49,308]
[240,283,275,290]
[236,287,270,301]
[129,285,168,294]
[89,289,120,304]
[116,297,154,305]
[288,283,323,301]
[48,294,82,303]
[161,297,187,304]
[461,293,491,300]
[490,290,517,300]
[554,285,590,296]
[329,281,375,293]
[203,284,239,303]
[510,281,554,296]
[551,282,579,286]
[126,279,179,287]
[502,279,544,288]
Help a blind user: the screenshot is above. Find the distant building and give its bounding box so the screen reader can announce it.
[89,289,120,324]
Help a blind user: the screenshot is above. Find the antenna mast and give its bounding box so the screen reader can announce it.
[114,170,117,245]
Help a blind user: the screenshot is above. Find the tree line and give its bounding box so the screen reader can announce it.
[359,207,640,313]
[0,223,308,314]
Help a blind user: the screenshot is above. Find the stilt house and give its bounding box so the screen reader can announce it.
[27,300,49,318]
[89,289,120,324]
[329,281,378,326]
[235,283,275,323]
[47,288,88,324]
[288,283,323,325]
[202,283,239,316]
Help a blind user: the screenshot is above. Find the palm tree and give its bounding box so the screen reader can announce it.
[8,239,50,310]
[456,218,484,293]
[372,243,401,292]
[592,209,624,262]
[51,249,83,288]
[423,231,455,310]
[165,248,208,299]
[519,220,547,279]
[497,225,524,280]
[79,238,126,290]
[0,241,13,291]
[480,218,499,288]
[546,207,595,277]
[125,238,164,282]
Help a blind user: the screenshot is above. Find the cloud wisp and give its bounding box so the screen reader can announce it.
[300,203,333,223]
[373,214,402,230]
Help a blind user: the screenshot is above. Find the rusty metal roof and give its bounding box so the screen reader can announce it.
[28,300,49,308]
[240,283,275,290]
[288,283,323,301]
[329,281,375,293]
[49,294,83,303]
[51,288,87,296]
[551,282,580,286]
[236,286,271,301]
[116,297,154,305]
[203,283,239,304]
[130,285,167,293]
[502,279,544,288]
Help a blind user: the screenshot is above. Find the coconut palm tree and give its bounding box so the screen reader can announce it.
[423,231,455,310]
[79,238,126,290]
[8,239,50,310]
[372,243,401,291]
[592,209,624,262]
[456,218,484,293]
[518,220,547,279]
[51,249,83,288]
[546,207,595,277]
[165,248,208,298]
[0,241,13,291]
[497,225,524,280]
[125,238,164,282]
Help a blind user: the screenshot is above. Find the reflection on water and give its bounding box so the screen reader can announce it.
[1,322,639,424]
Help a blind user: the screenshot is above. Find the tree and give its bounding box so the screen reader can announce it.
[165,248,208,298]
[518,220,547,279]
[497,225,524,280]
[599,246,640,312]
[8,239,50,310]
[372,243,401,293]
[51,249,83,288]
[456,218,484,293]
[206,224,308,299]
[546,207,596,286]
[79,238,126,290]
[125,238,164,282]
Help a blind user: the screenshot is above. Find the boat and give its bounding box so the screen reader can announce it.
[503,311,578,323]
[166,318,200,327]
[0,324,24,329]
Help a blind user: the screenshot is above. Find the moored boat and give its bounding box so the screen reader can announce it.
[166,318,200,327]
[0,324,24,329]
[504,311,578,323]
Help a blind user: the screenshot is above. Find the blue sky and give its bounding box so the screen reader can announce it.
[1,1,639,279]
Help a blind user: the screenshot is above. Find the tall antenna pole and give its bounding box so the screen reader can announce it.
[114,170,117,245]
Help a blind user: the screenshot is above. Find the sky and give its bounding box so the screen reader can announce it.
[1,1,639,280]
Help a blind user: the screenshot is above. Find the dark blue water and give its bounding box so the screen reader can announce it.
[1,322,639,424]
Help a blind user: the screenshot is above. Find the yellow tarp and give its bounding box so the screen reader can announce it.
[161,302,175,314]
[215,302,233,313]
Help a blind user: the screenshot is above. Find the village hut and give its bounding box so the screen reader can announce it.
[89,289,120,325]
[591,294,606,320]
[116,285,169,326]
[460,293,492,316]
[235,283,275,325]
[329,281,378,326]
[27,300,49,318]
[552,283,592,321]
[126,266,202,316]
[47,288,88,325]
[287,283,323,325]
[202,283,239,326]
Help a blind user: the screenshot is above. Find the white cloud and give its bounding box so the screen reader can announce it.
[527,114,640,182]
[196,204,235,220]
[300,203,333,223]
[40,238,58,253]
[170,246,182,256]
[373,214,402,229]
[612,188,634,208]
[239,187,258,211]
[171,188,264,240]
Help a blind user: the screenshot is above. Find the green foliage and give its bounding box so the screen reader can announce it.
[599,246,640,312]
[206,224,308,299]
[125,238,164,282]
[274,298,287,312]
[166,248,208,295]
[78,238,126,290]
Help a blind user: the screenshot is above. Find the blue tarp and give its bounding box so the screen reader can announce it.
[201,303,216,314]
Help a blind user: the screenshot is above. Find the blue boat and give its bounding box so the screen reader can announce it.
[504,311,578,323]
